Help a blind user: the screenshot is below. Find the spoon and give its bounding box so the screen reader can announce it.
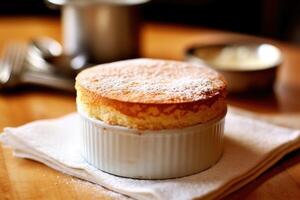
[29,37,89,77]
[30,37,62,58]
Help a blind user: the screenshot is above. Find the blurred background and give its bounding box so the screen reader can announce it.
[0,0,300,45]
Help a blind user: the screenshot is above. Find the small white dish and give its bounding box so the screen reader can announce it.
[186,43,282,93]
[78,109,226,180]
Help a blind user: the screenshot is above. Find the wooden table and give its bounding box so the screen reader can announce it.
[1,17,300,200]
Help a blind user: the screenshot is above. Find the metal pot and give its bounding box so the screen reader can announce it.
[46,0,148,63]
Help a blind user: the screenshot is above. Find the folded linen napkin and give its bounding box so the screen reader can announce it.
[1,110,300,200]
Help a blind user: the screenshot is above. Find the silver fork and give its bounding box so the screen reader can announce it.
[0,42,74,91]
[0,43,27,89]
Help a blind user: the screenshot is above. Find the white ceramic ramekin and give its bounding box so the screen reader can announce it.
[78,110,226,179]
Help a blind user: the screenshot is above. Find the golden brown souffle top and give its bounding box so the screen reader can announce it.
[76,58,226,104]
[75,58,227,130]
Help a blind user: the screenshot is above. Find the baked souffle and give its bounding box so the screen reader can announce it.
[75,58,227,130]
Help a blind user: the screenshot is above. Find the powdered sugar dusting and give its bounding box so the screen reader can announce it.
[53,174,129,200]
[77,59,226,103]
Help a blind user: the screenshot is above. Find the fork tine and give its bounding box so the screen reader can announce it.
[12,43,26,76]
[9,43,19,76]
[1,43,13,69]
[0,43,14,81]
[0,42,27,85]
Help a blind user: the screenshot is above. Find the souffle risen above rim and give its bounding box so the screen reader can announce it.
[75,58,227,130]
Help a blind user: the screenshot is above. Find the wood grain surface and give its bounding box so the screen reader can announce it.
[0,16,300,200]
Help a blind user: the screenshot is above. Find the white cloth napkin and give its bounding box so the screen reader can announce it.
[1,110,300,200]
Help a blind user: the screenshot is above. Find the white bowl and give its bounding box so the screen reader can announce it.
[78,110,226,179]
[186,43,282,93]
